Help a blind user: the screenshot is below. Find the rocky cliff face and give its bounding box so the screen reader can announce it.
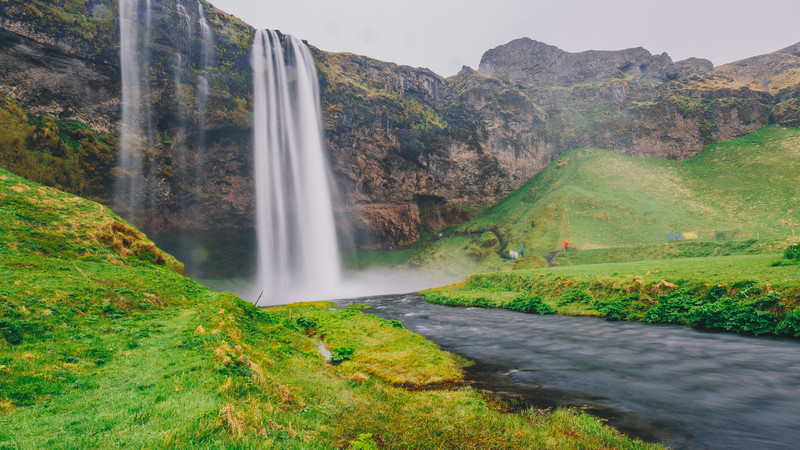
[0,9,119,133]
[2,0,799,266]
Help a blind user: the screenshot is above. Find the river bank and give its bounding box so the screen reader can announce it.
[421,253,800,338]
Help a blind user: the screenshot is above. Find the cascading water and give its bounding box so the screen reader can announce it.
[251,30,342,305]
[195,2,214,186]
[118,0,216,218]
[116,0,152,215]
[172,0,193,192]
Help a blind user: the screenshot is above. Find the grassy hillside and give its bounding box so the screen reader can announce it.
[0,168,654,448]
[461,125,800,255]
[349,125,800,274]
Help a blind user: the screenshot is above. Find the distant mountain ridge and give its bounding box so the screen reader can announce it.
[477,37,713,86]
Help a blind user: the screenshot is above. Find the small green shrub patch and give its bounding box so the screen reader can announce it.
[558,288,593,306]
[774,243,800,266]
[385,319,404,328]
[785,243,800,260]
[592,294,642,321]
[776,308,800,337]
[643,292,698,324]
[330,346,355,365]
[507,295,555,315]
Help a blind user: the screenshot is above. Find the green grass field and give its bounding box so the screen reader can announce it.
[0,168,655,447]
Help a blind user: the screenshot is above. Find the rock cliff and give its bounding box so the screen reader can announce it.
[1,0,799,273]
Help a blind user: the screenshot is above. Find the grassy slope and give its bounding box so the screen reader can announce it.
[351,125,800,274]
[0,168,654,448]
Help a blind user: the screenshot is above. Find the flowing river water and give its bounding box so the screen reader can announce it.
[342,294,800,449]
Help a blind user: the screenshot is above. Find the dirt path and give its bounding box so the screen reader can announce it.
[544,250,561,267]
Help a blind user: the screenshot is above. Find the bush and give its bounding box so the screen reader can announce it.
[507,295,554,315]
[330,347,355,365]
[349,433,378,450]
[295,316,317,331]
[423,291,460,306]
[466,296,496,308]
[644,293,697,324]
[593,294,645,321]
[423,292,497,309]
[686,297,780,335]
[686,297,735,330]
[724,306,780,335]
[0,318,24,345]
[785,243,800,261]
[558,288,593,306]
[773,243,800,266]
[594,298,628,320]
[776,308,800,337]
[385,319,403,328]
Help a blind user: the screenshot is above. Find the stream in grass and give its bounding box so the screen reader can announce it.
[344,294,800,449]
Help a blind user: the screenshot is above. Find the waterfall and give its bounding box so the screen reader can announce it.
[195,1,214,187]
[251,30,342,305]
[197,2,214,67]
[172,1,193,194]
[116,0,152,215]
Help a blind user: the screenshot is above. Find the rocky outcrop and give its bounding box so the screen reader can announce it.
[666,57,714,80]
[478,38,676,85]
[0,14,119,133]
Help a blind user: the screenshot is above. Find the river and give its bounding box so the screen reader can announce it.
[343,294,800,449]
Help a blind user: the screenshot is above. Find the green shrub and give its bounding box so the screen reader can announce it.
[772,244,800,266]
[238,298,276,323]
[423,292,497,309]
[644,293,697,324]
[466,296,497,308]
[385,319,403,328]
[686,297,735,330]
[558,288,593,306]
[686,297,780,335]
[724,306,780,335]
[330,347,355,365]
[593,294,645,321]
[594,297,628,320]
[349,433,378,450]
[295,316,318,332]
[776,308,800,337]
[507,295,554,315]
[0,318,24,345]
[786,243,800,259]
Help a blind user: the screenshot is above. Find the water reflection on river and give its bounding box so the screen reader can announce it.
[343,294,800,449]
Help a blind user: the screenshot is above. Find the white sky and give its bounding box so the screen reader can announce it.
[208,0,800,77]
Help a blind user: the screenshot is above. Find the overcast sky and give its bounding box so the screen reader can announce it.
[208,0,800,77]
